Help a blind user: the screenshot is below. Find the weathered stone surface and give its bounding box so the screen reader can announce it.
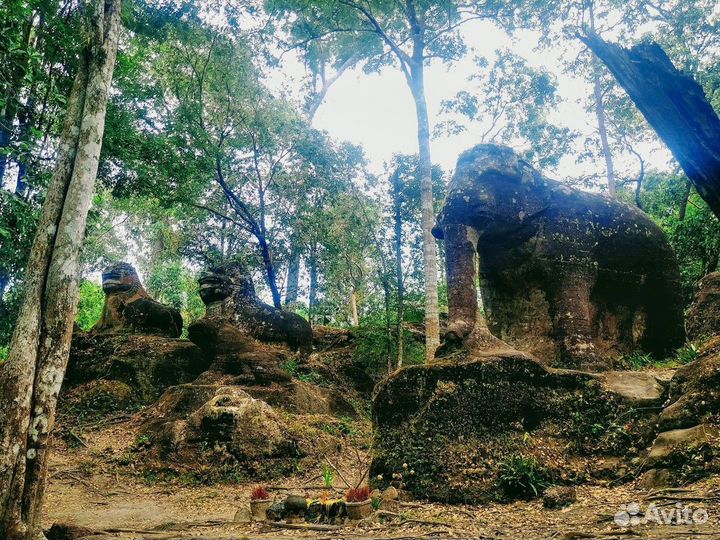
[646,424,719,467]
[432,144,685,369]
[638,468,672,490]
[371,354,658,503]
[185,319,357,416]
[687,272,720,341]
[543,486,576,508]
[658,336,720,431]
[140,384,341,478]
[193,262,312,352]
[601,372,665,407]
[91,262,182,338]
[65,333,211,404]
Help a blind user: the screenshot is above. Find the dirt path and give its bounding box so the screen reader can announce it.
[44,417,720,539]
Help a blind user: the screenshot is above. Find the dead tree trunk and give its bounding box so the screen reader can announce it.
[0,2,121,538]
[581,32,720,219]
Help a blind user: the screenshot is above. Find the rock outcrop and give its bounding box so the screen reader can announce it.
[371,353,664,503]
[91,262,183,338]
[686,272,720,341]
[140,385,341,479]
[193,262,312,352]
[65,333,210,404]
[432,144,685,369]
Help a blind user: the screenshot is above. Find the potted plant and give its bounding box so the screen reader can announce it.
[345,486,372,520]
[249,486,272,521]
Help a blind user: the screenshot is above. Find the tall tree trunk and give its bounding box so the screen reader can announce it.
[581,32,720,220]
[349,289,359,326]
[587,2,615,197]
[679,178,692,221]
[257,233,282,308]
[592,62,616,196]
[308,244,318,327]
[380,272,393,373]
[285,243,301,306]
[408,61,440,361]
[0,2,121,537]
[392,170,405,368]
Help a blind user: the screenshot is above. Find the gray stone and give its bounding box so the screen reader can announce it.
[543,486,576,508]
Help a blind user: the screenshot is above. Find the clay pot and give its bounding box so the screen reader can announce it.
[345,499,372,520]
[250,498,272,521]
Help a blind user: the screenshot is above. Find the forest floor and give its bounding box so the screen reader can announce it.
[45,413,720,540]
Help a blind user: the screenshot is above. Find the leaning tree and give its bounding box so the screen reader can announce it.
[0,1,121,538]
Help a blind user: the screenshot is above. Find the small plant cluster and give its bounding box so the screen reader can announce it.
[622,342,699,370]
[497,454,551,499]
[345,485,371,502]
[250,485,271,500]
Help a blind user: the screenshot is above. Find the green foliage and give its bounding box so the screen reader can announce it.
[438,51,575,168]
[280,358,298,377]
[322,464,334,489]
[352,324,425,375]
[497,454,551,499]
[675,342,699,365]
[0,344,7,363]
[75,280,105,331]
[621,351,656,370]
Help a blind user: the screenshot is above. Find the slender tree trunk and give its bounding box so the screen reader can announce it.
[380,273,393,373]
[587,3,615,197]
[392,171,405,368]
[592,63,616,197]
[285,243,301,306]
[679,178,692,221]
[408,61,440,361]
[0,2,121,537]
[257,233,282,308]
[308,244,318,327]
[349,289,359,326]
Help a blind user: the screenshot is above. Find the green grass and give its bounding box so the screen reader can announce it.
[622,342,700,370]
[497,454,551,499]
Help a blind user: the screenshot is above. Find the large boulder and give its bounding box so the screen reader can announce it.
[140,385,342,479]
[193,262,312,352]
[432,144,685,369]
[91,262,183,338]
[686,272,720,341]
[371,353,662,503]
[187,317,356,416]
[658,336,720,432]
[65,333,211,404]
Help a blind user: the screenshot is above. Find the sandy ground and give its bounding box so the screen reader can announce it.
[44,415,720,540]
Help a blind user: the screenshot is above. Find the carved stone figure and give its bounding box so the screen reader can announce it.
[433,144,685,369]
[192,262,312,352]
[91,262,182,338]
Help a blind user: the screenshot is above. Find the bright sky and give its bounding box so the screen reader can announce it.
[271,18,673,183]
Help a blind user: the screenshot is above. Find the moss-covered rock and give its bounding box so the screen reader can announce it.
[65,333,211,404]
[371,354,659,503]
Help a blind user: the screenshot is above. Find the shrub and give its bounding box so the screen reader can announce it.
[497,454,550,499]
[346,486,371,502]
[676,342,698,365]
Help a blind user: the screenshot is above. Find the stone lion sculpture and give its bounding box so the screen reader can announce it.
[189,261,312,352]
[433,144,685,369]
[91,262,183,338]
